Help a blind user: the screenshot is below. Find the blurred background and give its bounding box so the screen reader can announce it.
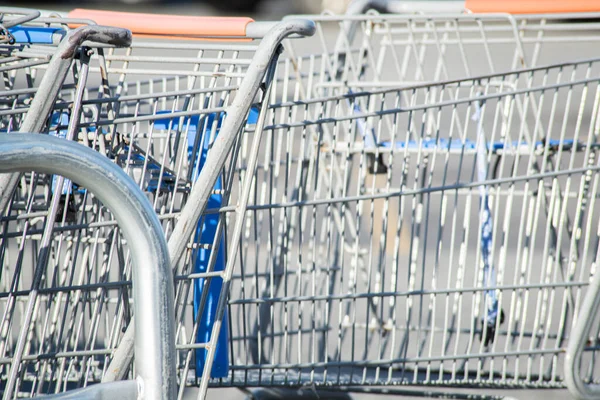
[6,0,352,18]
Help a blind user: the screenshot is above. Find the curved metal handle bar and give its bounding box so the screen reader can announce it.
[0,134,176,400]
[166,17,315,284]
[565,270,600,399]
[0,25,132,221]
[0,7,41,28]
[245,20,317,39]
[103,17,316,384]
[20,24,131,134]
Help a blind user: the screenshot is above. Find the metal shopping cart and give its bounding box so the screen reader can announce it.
[0,8,122,131]
[5,2,600,399]
[239,57,600,388]
[0,133,177,400]
[0,13,180,400]
[0,8,315,400]
[205,1,600,399]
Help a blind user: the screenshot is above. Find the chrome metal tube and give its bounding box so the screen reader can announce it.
[0,134,175,400]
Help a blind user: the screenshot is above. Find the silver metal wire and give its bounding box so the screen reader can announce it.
[0,12,315,400]
[4,6,600,398]
[220,57,600,389]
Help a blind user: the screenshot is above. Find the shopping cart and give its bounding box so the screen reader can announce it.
[206,1,600,399]
[0,8,315,400]
[0,132,176,400]
[0,21,133,216]
[5,2,600,399]
[0,8,115,131]
[0,15,181,400]
[227,58,600,397]
[283,0,600,88]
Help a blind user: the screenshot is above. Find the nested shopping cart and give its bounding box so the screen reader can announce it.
[208,1,600,399]
[0,132,177,400]
[0,11,181,400]
[0,8,118,132]
[280,0,600,98]
[0,7,315,400]
[4,2,600,400]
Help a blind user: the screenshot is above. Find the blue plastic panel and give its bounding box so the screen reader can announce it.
[9,26,63,45]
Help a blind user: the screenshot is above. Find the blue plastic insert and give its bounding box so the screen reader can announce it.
[9,26,63,45]
[181,106,258,378]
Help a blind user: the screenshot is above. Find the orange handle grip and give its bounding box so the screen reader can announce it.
[67,9,254,37]
[465,0,600,14]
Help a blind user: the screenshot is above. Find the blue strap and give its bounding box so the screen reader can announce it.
[472,98,500,327]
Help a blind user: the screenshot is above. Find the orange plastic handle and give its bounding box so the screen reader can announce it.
[67,9,254,37]
[465,0,600,14]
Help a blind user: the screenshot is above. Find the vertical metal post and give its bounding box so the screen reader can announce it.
[196,46,281,399]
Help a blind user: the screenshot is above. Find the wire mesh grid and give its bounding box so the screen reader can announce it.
[2,9,600,397]
[219,57,600,389]
[279,12,600,93]
[0,34,271,396]
[0,44,60,132]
